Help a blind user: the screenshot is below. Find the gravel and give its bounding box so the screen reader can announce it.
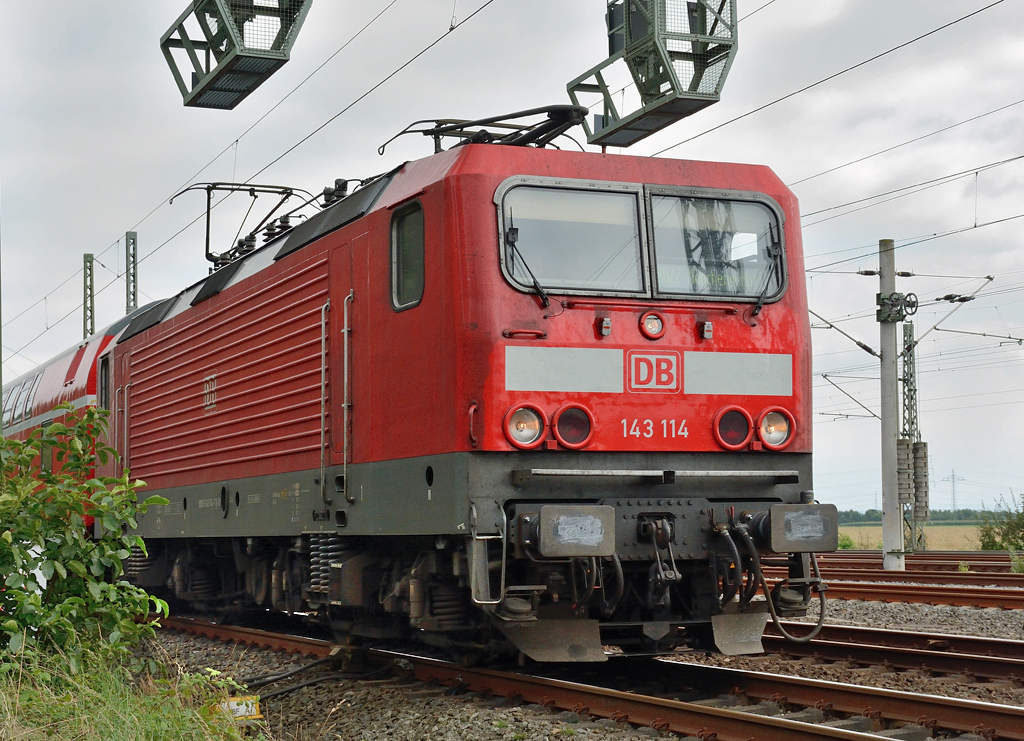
[793,597,1024,640]
[147,598,1024,738]
[147,632,674,741]
[677,599,1024,707]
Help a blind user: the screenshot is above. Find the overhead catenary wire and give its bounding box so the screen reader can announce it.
[140,0,498,266]
[807,211,1024,273]
[787,96,1024,187]
[1,1,402,337]
[11,208,210,356]
[800,152,1024,221]
[246,0,499,182]
[738,0,779,22]
[650,0,1006,156]
[6,2,494,358]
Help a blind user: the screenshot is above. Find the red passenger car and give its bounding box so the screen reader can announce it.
[5,115,837,660]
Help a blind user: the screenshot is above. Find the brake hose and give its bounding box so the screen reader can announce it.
[739,544,760,608]
[598,553,624,616]
[716,528,742,608]
[735,527,827,643]
[576,557,598,606]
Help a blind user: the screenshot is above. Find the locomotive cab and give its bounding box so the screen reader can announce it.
[96,139,837,662]
[441,153,838,659]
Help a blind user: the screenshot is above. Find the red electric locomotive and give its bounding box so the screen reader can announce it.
[3,109,837,661]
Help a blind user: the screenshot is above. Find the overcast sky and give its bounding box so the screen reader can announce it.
[2,0,1023,513]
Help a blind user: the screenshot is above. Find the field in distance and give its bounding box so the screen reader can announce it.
[838,524,980,550]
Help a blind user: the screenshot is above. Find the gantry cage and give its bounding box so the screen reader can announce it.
[568,0,738,147]
[161,0,312,110]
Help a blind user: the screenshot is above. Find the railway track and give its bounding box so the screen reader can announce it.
[779,568,1024,588]
[767,621,1024,680]
[161,615,1024,740]
[818,581,1024,609]
[818,551,1013,573]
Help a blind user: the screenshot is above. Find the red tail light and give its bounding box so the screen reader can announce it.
[554,404,593,448]
[714,406,753,450]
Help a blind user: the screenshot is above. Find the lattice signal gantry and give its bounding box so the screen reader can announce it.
[160,0,312,110]
[568,0,738,148]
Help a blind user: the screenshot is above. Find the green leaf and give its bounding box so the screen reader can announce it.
[142,495,169,507]
[40,561,55,580]
[87,581,103,601]
[2,620,18,632]
[1,531,10,544]
[53,562,67,579]
[8,633,23,653]
[5,573,24,589]
[67,560,87,577]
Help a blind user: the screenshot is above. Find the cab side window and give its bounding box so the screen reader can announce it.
[99,356,111,410]
[391,202,425,310]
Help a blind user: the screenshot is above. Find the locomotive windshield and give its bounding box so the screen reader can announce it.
[499,182,785,302]
[650,196,782,299]
[503,187,645,294]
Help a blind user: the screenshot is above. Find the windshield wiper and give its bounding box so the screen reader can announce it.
[751,224,782,316]
[505,213,550,308]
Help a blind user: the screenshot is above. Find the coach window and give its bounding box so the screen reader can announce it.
[13,375,35,424]
[17,374,41,424]
[2,383,20,428]
[391,201,425,310]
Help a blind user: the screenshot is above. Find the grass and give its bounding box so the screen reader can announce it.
[838,524,981,550]
[0,653,249,741]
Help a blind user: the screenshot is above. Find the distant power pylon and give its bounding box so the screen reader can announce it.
[942,470,966,518]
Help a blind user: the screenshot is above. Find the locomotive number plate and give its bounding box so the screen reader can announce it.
[620,419,689,439]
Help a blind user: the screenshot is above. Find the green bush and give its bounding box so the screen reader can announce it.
[0,652,250,741]
[837,533,855,550]
[0,405,168,663]
[979,492,1024,552]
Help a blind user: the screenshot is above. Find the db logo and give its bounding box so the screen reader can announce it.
[627,351,681,393]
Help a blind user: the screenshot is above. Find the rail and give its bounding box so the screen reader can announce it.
[767,621,1024,680]
[161,616,1024,741]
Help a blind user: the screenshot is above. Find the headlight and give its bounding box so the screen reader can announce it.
[714,406,753,450]
[504,405,545,448]
[639,311,666,339]
[554,404,593,448]
[758,409,794,449]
